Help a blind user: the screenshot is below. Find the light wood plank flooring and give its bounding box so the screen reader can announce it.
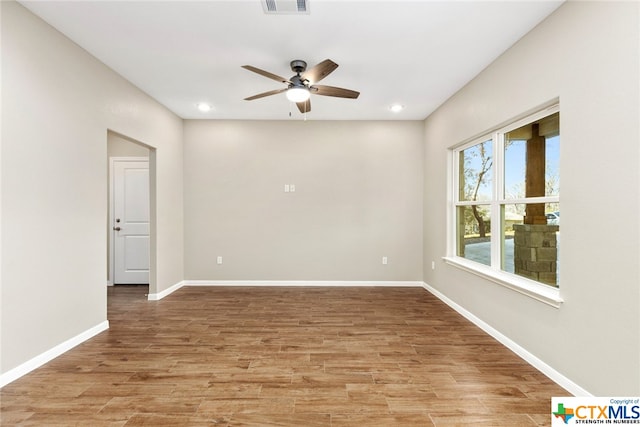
[1,286,568,426]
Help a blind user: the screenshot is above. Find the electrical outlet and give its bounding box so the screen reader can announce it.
[217,256,223,265]
[382,256,388,265]
[290,184,295,192]
[431,261,435,270]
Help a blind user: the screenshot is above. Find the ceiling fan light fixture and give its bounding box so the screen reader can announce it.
[286,86,310,103]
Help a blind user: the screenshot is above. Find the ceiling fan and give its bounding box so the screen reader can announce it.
[242,59,360,114]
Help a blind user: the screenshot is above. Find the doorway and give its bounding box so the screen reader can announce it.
[107,132,151,286]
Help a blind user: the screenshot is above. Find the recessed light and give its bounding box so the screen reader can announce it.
[197,102,212,112]
[390,104,404,113]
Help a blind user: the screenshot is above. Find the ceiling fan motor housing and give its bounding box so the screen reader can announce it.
[290,60,307,74]
[289,75,307,88]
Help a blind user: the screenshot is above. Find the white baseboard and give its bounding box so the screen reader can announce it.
[147,280,424,301]
[184,280,424,288]
[0,320,109,388]
[147,281,184,301]
[421,282,592,397]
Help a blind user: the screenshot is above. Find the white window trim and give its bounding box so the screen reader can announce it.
[447,104,563,308]
[442,256,563,308]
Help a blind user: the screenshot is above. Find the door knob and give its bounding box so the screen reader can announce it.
[113,226,121,231]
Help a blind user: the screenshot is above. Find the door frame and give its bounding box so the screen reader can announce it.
[108,156,150,286]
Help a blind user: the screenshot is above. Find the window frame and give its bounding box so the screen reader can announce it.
[444,104,563,308]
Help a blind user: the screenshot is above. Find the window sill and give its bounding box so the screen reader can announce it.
[442,256,564,308]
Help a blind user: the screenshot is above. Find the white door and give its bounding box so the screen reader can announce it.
[112,160,150,284]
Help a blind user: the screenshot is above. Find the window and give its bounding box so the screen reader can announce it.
[450,105,560,295]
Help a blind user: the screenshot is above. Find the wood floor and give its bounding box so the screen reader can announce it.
[1,286,568,426]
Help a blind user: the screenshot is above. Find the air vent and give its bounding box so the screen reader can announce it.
[262,0,309,14]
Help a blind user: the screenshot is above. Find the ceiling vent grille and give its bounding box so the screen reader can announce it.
[262,0,309,14]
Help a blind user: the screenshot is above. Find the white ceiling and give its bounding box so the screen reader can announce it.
[20,0,563,121]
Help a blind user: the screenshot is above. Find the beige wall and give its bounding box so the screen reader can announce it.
[184,120,423,281]
[1,2,184,373]
[423,1,639,394]
[107,132,150,159]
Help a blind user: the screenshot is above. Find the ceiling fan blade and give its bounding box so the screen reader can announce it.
[241,65,290,84]
[312,85,360,99]
[296,99,311,113]
[302,59,338,84]
[244,88,287,101]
